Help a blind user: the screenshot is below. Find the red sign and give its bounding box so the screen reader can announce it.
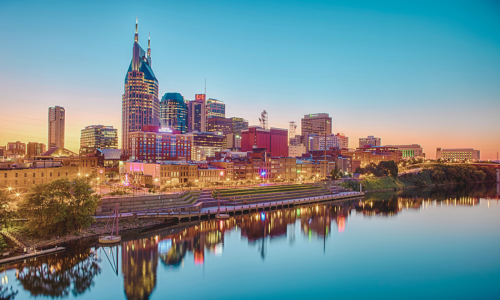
[195,94,206,101]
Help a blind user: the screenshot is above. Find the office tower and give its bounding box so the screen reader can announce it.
[160,93,188,134]
[301,113,332,141]
[240,126,288,157]
[80,125,118,155]
[207,117,233,134]
[27,142,46,158]
[359,135,381,148]
[188,94,206,132]
[206,98,225,118]
[122,19,159,155]
[231,117,249,135]
[48,106,65,148]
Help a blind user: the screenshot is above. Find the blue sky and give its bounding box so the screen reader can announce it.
[0,0,499,158]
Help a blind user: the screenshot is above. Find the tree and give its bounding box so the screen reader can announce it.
[18,178,101,237]
[330,167,340,180]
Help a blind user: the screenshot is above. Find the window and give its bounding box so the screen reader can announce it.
[42,173,44,177]
[33,173,35,177]
[15,173,18,178]
[15,180,18,185]
[24,173,27,177]
[3,173,6,178]
[58,172,60,177]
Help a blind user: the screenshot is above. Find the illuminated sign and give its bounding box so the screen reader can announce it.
[219,171,224,176]
[195,94,206,101]
[159,127,173,133]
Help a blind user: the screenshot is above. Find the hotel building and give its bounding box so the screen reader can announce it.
[80,125,118,155]
[187,94,206,132]
[160,93,188,134]
[206,98,225,119]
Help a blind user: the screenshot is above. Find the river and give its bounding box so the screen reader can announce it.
[1,184,499,300]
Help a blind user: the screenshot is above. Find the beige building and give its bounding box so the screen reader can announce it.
[301,113,332,139]
[359,135,381,148]
[1,165,79,190]
[436,148,480,161]
[385,144,424,158]
[289,144,306,158]
[27,142,46,158]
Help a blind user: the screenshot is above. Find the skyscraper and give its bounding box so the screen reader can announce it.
[80,125,118,155]
[48,106,65,148]
[301,113,332,139]
[160,93,188,134]
[187,94,206,132]
[122,19,159,155]
[206,98,225,119]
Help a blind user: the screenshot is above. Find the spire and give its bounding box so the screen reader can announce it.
[134,17,138,43]
[147,32,151,58]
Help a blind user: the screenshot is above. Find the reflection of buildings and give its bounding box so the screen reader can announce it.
[122,238,158,300]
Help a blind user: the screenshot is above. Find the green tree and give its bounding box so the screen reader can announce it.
[330,167,340,180]
[18,178,101,237]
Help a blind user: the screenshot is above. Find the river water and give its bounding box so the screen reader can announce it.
[1,184,500,300]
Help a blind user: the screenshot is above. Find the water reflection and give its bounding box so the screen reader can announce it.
[12,240,101,298]
[2,183,499,300]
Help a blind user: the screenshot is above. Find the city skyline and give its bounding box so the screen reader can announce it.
[1,0,499,159]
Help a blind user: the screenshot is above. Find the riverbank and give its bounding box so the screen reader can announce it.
[4,218,165,252]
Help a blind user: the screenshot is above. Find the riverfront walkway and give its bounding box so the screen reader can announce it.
[94,191,364,221]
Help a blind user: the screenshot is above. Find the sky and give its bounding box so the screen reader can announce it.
[0,0,499,159]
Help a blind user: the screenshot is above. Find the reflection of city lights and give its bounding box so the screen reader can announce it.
[337,216,345,233]
[214,243,223,256]
[261,212,266,221]
[296,208,301,216]
[158,239,172,254]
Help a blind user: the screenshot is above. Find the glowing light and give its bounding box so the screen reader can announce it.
[159,127,173,133]
[260,171,266,176]
[260,212,266,221]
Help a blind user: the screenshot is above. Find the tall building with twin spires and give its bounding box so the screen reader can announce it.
[122,19,159,155]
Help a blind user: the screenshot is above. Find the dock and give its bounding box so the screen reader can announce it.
[0,247,66,265]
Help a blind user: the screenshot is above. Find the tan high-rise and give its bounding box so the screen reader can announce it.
[48,106,65,148]
[301,113,332,139]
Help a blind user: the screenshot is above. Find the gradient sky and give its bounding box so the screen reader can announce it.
[1,0,499,159]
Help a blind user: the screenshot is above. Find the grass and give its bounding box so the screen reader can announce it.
[213,184,321,198]
[341,171,434,191]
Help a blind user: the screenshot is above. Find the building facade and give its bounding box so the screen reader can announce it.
[6,141,26,159]
[359,135,381,148]
[301,113,332,140]
[122,20,160,155]
[192,132,224,161]
[48,106,65,148]
[128,126,192,163]
[206,98,225,119]
[385,144,424,158]
[436,148,480,161]
[26,142,46,158]
[160,93,188,134]
[240,126,288,157]
[187,94,206,133]
[80,125,118,155]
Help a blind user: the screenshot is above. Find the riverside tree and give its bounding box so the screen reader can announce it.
[18,177,101,237]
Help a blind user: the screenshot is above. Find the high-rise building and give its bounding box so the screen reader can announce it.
[230,117,248,134]
[241,126,288,157]
[48,106,65,148]
[206,98,225,119]
[187,94,206,132]
[27,142,46,158]
[288,121,297,144]
[301,113,332,140]
[122,19,159,155]
[359,135,381,148]
[160,93,188,134]
[80,125,118,155]
[207,117,233,134]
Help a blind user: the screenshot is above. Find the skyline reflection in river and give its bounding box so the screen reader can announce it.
[2,184,500,300]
